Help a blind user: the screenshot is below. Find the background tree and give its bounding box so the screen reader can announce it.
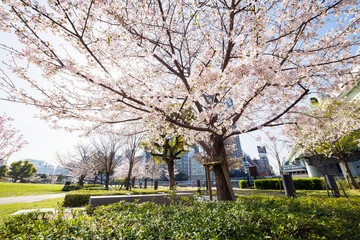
[0,114,27,164]
[144,159,162,185]
[145,136,186,190]
[92,133,123,189]
[0,164,8,178]
[9,160,37,182]
[114,156,144,190]
[260,132,291,175]
[56,174,64,183]
[115,134,143,190]
[285,98,360,189]
[1,1,360,200]
[57,142,98,186]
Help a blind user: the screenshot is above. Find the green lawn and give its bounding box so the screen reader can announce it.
[0,197,64,223]
[0,182,63,197]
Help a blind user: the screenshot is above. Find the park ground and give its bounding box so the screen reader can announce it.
[0,182,360,223]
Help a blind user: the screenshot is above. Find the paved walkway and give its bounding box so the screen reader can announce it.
[0,193,66,205]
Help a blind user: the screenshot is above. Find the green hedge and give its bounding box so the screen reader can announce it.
[254,178,323,190]
[62,184,103,192]
[2,196,360,239]
[61,184,82,191]
[239,180,248,189]
[63,189,162,207]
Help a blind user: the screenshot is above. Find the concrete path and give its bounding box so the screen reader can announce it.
[0,193,66,205]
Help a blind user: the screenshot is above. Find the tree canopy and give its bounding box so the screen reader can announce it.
[9,160,37,182]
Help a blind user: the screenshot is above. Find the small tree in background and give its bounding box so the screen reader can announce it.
[57,142,97,186]
[9,160,37,182]
[0,165,8,178]
[114,134,143,190]
[0,114,27,164]
[92,133,123,189]
[56,174,64,183]
[145,136,187,190]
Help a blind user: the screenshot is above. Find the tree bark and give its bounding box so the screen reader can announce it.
[105,172,110,190]
[78,174,85,187]
[167,160,175,190]
[341,159,359,189]
[132,177,135,188]
[211,135,236,201]
[93,174,98,185]
[126,164,133,190]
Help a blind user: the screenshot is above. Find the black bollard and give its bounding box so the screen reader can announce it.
[197,180,201,194]
[154,180,158,190]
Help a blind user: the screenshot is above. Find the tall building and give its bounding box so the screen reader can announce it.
[176,150,192,180]
[25,159,70,176]
[224,136,245,173]
[251,146,272,177]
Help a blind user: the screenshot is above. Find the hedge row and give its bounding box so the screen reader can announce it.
[254,178,323,190]
[2,196,360,239]
[61,184,102,192]
[63,189,163,207]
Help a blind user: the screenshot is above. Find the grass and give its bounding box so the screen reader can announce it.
[0,197,64,223]
[0,182,63,197]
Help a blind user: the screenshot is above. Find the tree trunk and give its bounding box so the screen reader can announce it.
[167,160,176,190]
[211,135,236,201]
[126,164,133,190]
[93,174,98,185]
[78,174,85,187]
[341,159,359,189]
[132,177,135,188]
[105,172,110,190]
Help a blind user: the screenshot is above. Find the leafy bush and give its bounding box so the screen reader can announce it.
[1,196,360,239]
[239,180,248,189]
[254,178,323,190]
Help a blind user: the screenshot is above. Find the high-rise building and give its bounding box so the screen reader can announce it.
[251,146,272,176]
[225,136,245,173]
[25,159,70,175]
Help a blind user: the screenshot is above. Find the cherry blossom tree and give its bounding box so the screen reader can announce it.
[91,132,123,189]
[57,142,99,186]
[260,131,290,175]
[113,156,145,190]
[285,98,360,189]
[0,114,27,164]
[1,0,360,200]
[114,134,143,190]
[144,158,162,181]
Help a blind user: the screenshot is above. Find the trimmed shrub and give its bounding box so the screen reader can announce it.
[254,178,323,190]
[254,179,281,190]
[239,180,248,189]
[61,184,82,191]
[2,196,360,239]
[83,184,101,189]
